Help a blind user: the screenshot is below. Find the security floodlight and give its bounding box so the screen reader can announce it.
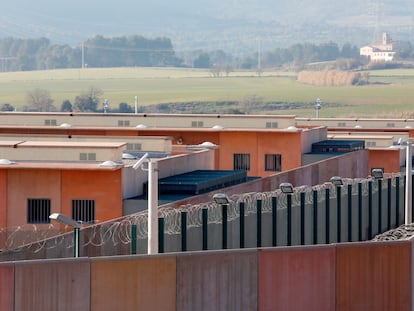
[213,193,230,205]
[330,176,343,186]
[49,213,80,228]
[280,182,294,194]
[371,168,384,179]
[133,153,149,170]
[49,213,81,257]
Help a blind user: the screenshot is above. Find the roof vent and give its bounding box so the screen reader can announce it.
[0,159,15,165]
[212,125,224,129]
[136,124,147,128]
[99,161,120,167]
[286,126,298,131]
[199,141,217,149]
[122,153,137,159]
[60,123,72,128]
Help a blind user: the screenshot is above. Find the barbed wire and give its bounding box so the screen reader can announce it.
[373,223,414,241]
[0,174,405,256]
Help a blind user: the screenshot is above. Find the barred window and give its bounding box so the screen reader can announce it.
[191,121,204,128]
[126,143,142,151]
[265,122,278,128]
[79,153,96,161]
[233,153,250,171]
[27,199,51,224]
[265,154,282,172]
[118,120,130,127]
[44,119,57,126]
[72,199,95,223]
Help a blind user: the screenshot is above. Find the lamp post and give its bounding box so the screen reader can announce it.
[133,153,159,255]
[213,193,230,249]
[49,213,81,258]
[280,182,294,246]
[315,98,322,118]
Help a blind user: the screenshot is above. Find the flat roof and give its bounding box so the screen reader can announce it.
[0,161,123,170]
[16,141,127,148]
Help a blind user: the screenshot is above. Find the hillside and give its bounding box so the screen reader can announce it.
[1,0,413,55]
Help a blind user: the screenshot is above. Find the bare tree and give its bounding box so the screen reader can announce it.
[240,94,264,114]
[26,88,56,112]
[73,86,103,112]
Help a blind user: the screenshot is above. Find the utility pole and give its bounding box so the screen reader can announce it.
[257,39,261,71]
[81,43,85,69]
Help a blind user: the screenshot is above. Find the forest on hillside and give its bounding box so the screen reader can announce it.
[3,34,414,72]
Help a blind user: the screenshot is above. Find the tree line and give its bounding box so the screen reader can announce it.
[1,35,414,73]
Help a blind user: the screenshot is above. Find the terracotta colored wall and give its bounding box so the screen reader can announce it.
[217,131,302,176]
[2,240,414,310]
[14,259,91,311]
[258,246,335,311]
[61,170,123,223]
[368,148,402,173]
[0,263,14,311]
[176,250,258,311]
[91,255,176,311]
[336,241,411,311]
[7,169,61,228]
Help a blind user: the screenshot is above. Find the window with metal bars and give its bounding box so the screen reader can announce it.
[72,199,95,223]
[233,153,250,171]
[79,153,96,161]
[27,199,51,224]
[265,154,282,172]
[126,143,142,151]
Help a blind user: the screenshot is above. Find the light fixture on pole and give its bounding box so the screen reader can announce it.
[213,193,230,205]
[371,168,384,179]
[330,176,343,186]
[315,98,322,118]
[49,213,81,258]
[280,182,294,194]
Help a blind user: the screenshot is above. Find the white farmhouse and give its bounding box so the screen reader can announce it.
[360,32,396,62]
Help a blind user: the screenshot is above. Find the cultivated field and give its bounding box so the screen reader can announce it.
[0,67,413,118]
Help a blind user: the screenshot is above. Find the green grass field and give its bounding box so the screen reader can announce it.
[0,67,413,118]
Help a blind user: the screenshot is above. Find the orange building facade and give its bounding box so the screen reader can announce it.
[0,164,123,248]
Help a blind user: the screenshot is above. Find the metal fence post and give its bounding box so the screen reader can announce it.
[347,184,352,242]
[313,190,318,244]
[287,194,292,246]
[222,204,228,249]
[300,192,305,245]
[202,208,208,250]
[378,178,383,234]
[336,185,342,243]
[368,180,373,240]
[272,197,277,247]
[358,182,363,241]
[131,224,137,255]
[325,188,330,244]
[387,178,392,230]
[396,176,400,226]
[181,211,187,252]
[240,202,245,248]
[257,199,262,247]
[158,218,164,253]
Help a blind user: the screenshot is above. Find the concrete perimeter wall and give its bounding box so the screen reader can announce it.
[1,239,413,311]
